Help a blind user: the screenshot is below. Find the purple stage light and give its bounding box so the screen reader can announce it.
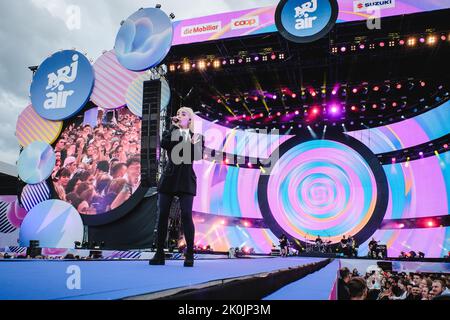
[330,105,339,114]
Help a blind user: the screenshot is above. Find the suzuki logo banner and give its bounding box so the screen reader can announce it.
[30,50,94,121]
[275,0,339,43]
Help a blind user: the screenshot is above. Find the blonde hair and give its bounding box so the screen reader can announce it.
[177,107,195,132]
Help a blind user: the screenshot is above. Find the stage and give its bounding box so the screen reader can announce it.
[0,257,334,300]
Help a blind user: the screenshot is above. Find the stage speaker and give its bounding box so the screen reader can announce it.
[26,240,41,258]
[141,80,162,188]
[377,261,392,272]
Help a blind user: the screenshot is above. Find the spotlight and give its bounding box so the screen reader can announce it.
[270,53,277,60]
[440,35,447,41]
[213,60,221,68]
[352,88,358,94]
[254,56,260,62]
[379,41,385,47]
[182,62,191,72]
[427,36,436,45]
[407,37,416,46]
[419,151,424,157]
[359,43,365,50]
[295,110,300,115]
[444,144,448,149]
[373,85,380,92]
[169,64,176,72]
[427,220,434,227]
[392,157,396,164]
[396,83,402,90]
[291,93,297,99]
[399,39,405,45]
[340,46,346,52]
[351,105,357,111]
[398,223,405,228]
[419,37,425,43]
[198,60,206,70]
[420,81,426,87]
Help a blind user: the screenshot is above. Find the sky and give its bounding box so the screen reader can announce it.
[0,0,279,165]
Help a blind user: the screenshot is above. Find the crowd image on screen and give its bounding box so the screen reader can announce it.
[51,108,141,215]
[338,267,450,300]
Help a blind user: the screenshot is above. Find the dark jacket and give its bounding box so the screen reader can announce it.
[157,126,203,196]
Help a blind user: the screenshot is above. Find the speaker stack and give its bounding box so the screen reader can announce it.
[141,80,162,188]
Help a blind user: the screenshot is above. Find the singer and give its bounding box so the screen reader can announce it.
[149,107,203,267]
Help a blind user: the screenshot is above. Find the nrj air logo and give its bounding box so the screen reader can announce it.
[275,0,338,43]
[44,53,79,110]
[30,50,94,121]
[294,0,318,30]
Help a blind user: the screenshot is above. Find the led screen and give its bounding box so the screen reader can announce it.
[345,100,450,154]
[52,107,141,216]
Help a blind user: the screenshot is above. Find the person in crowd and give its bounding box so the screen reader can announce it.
[338,268,352,300]
[348,277,368,300]
[431,279,450,299]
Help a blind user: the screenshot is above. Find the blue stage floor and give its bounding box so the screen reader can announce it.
[263,259,339,300]
[0,257,325,300]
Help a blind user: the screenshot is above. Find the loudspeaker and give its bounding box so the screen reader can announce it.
[141,80,162,188]
[377,261,392,272]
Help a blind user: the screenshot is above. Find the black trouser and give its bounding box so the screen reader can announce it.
[156,192,195,255]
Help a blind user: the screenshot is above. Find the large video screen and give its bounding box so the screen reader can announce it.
[51,107,141,216]
[191,113,450,257]
[384,152,450,219]
[345,100,450,154]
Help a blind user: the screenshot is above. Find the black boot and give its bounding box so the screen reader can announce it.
[184,252,194,267]
[149,250,165,265]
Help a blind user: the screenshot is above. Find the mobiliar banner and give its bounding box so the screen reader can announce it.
[171,0,450,46]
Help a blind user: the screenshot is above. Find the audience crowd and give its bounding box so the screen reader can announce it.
[338,267,450,300]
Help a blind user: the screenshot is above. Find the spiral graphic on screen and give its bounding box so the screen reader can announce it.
[265,139,378,243]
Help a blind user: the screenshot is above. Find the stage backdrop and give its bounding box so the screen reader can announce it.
[188,100,450,257]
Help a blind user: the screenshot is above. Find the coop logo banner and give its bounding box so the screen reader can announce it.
[275,0,339,43]
[30,50,94,121]
[231,16,260,30]
[353,0,395,12]
[181,21,221,37]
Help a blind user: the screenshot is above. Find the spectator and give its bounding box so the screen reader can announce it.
[348,277,368,300]
[338,268,351,300]
[431,279,450,299]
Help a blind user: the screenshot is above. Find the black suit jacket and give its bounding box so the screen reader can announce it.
[157,126,204,196]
